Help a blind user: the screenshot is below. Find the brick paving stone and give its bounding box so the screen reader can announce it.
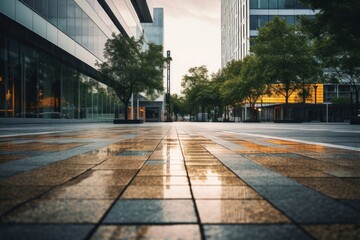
[103,199,197,224]
[92,225,201,240]
[0,123,359,239]
[203,225,311,240]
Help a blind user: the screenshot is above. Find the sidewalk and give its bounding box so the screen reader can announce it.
[0,123,359,239]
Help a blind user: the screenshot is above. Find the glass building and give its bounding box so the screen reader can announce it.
[141,8,164,122]
[0,0,153,119]
[142,8,164,46]
[221,0,317,67]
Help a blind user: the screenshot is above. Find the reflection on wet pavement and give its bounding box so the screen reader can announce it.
[0,124,359,239]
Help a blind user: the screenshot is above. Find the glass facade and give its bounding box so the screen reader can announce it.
[250,0,308,9]
[221,0,316,66]
[0,33,120,119]
[19,0,112,60]
[250,15,297,30]
[142,8,164,46]
[0,0,153,119]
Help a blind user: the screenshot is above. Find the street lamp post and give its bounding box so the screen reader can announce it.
[166,50,172,122]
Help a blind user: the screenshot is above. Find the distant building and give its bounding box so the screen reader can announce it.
[143,8,164,46]
[0,0,154,119]
[221,0,317,67]
[137,7,165,122]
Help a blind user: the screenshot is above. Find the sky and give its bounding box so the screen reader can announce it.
[151,0,221,95]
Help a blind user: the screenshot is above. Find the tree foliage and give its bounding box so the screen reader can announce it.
[97,34,164,119]
[239,55,267,120]
[253,16,320,119]
[300,0,360,114]
[170,94,187,121]
[181,66,209,121]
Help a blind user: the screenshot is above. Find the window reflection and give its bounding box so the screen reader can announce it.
[250,15,299,30]
[0,34,120,119]
[250,0,308,9]
[20,0,108,60]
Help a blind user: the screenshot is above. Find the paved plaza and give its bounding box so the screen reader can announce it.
[0,122,359,239]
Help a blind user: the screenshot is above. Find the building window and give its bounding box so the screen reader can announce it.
[250,15,270,30]
[250,0,308,9]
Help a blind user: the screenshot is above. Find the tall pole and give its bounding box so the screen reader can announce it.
[166,50,172,122]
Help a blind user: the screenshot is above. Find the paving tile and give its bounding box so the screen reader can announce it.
[66,170,136,186]
[92,163,143,170]
[46,162,94,170]
[185,156,219,161]
[61,153,109,165]
[118,151,151,156]
[40,143,86,152]
[243,176,299,186]
[187,168,237,177]
[2,199,113,223]
[185,161,222,165]
[196,200,290,223]
[103,199,197,223]
[106,155,149,161]
[131,176,189,186]
[145,160,172,165]
[121,185,192,199]
[0,224,93,240]
[0,185,52,200]
[0,199,24,215]
[204,224,311,240]
[189,176,246,186]
[101,158,145,165]
[141,164,186,170]
[253,185,360,224]
[137,169,188,176]
[91,225,201,240]
[0,155,28,164]
[294,177,360,199]
[269,165,331,177]
[192,186,262,199]
[43,185,124,199]
[341,200,360,211]
[0,168,87,186]
[186,165,229,171]
[303,224,360,240]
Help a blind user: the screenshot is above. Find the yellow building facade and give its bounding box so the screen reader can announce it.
[258,84,324,105]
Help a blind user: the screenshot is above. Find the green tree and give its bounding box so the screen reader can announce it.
[181,66,210,121]
[97,34,164,120]
[220,78,243,121]
[300,0,360,116]
[171,94,187,121]
[239,55,267,121]
[253,17,319,120]
[207,70,226,121]
[220,60,244,120]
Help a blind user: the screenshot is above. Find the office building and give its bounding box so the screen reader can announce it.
[140,7,164,122]
[0,0,153,119]
[143,8,164,46]
[221,0,316,68]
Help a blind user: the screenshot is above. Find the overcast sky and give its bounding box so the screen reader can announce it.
[152,0,221,94]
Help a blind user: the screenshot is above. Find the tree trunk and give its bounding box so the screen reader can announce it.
[356,87,360,117]
[124,101,129,120]
[202,106,205,122]
[284,96,289,120]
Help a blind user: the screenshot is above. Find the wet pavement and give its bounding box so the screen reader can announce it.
[0,122,360,239]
